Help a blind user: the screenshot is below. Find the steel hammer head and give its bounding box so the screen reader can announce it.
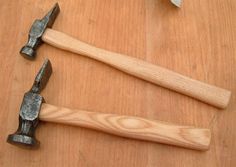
[20,3,60,59]
[7,59,52,148]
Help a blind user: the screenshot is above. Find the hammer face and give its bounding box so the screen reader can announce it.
[7,133,39,148]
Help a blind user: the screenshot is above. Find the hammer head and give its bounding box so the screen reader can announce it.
[20,3,60,59]
[7,59,52,148]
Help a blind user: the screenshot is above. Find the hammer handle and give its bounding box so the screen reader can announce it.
[42,29,231,109]
[40,103,211,150]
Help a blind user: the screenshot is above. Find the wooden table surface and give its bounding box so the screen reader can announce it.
[0,0,235,166]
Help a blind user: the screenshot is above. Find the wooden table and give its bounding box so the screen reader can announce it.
[0,0,235,166]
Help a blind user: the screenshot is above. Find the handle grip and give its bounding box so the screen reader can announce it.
[40,104,211,150]
[42,28,231,109]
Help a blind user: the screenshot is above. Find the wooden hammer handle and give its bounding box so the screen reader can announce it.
[42,29,231,109]
[40,103,211,150]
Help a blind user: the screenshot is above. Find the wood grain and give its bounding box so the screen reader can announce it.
[0,0,235,166]
[43,28,231,109]
[40,103,211,150]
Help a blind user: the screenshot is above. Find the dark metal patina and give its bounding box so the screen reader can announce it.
[20,3,60,59]
[7,59,52,148]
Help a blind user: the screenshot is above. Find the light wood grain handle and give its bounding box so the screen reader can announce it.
[40,103,211,150]
[42,28,231,109]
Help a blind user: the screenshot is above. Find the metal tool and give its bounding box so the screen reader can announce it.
[7,59,52,148]
[7,59,211,150]
[20,4,59,58]
[19,3,231,108]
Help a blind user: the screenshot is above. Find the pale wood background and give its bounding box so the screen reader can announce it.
[0,0,235,166]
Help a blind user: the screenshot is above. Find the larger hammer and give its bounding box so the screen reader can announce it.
[7,59,210,150]
[20,3,231,109]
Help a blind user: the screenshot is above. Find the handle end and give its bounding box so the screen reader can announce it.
[182,128,211,151]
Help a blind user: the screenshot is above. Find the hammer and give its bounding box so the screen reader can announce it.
[20,3,231,109]
[7,59,210,150]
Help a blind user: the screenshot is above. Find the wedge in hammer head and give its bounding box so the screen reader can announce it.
[20,3,60,59]
[7,59,52,148]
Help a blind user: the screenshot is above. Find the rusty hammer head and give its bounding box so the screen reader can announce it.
[20,3,60,59]
[7,59,52,148]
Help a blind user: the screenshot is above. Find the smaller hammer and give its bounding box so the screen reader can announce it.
[7,59,211,150]
[20,3,230,109]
